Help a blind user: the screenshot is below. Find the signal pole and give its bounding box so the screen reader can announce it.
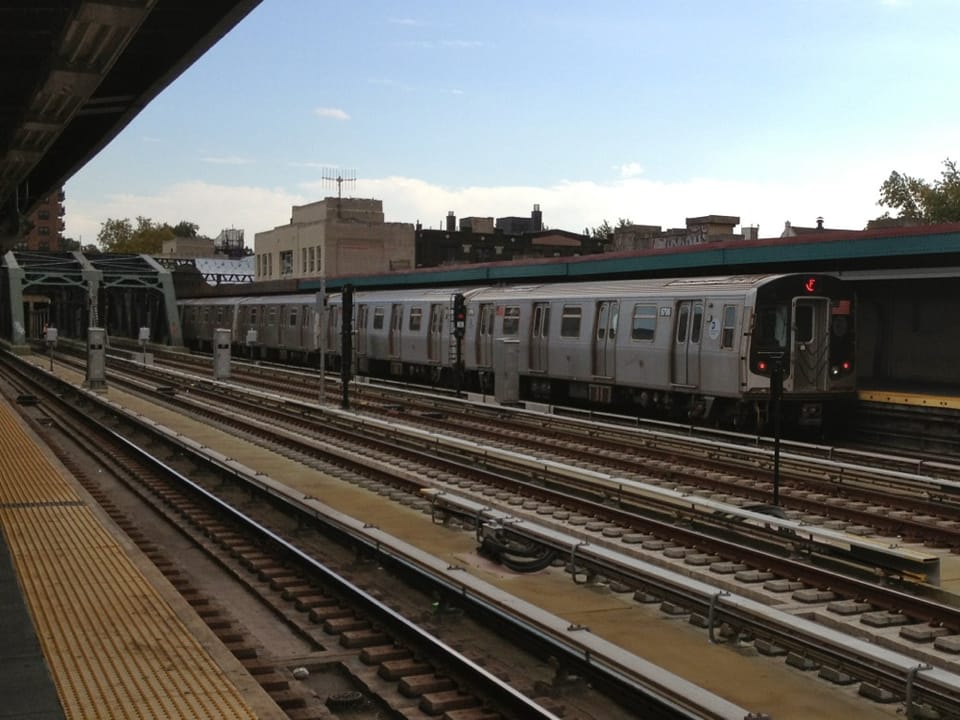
[769,354,784,506]
[453,293,465,397]
[341,284,353,409]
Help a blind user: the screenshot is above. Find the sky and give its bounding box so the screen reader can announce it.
[64,0,960,246]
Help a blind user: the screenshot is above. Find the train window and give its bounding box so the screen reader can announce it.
[479,305,493,336]
[832,314,849,337]
[409,307,423,331]
[631,304,657,341]
[250,307,258,325]
[721,305,737,348]
[609,304,618,340]
[303,305,310,327]
[755,306,788,348]
[373,307,385,330]
[795,305,814,343]
[268,306,278,325]
[502,306,520,336]
[216,306,224,324]
[561,305,582,337]
[676,305,689,342]
[203,307,210,322]
[691,302,703,343]
[596,303,608,340]
[289,308,298,327]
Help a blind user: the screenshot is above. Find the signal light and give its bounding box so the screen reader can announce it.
[453,293,466,339]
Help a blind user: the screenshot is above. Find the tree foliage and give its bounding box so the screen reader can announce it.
[586,218,633,242]
[877,158,960,224]
[172,220,199,238]
[96,216,200,253]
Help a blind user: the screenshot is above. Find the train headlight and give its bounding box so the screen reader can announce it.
[831,365,840,376]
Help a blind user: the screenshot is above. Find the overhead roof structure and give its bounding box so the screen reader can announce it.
[0,0,262,246]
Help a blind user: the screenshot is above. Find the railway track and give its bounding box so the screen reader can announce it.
[29,347,960,716]
[100,349,960,556]
[3,350,756,720]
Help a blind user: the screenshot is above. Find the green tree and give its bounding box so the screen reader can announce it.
[97,216,174,254]
[171,220,199,238]
[589,218,633,242]
[877,158,960,224]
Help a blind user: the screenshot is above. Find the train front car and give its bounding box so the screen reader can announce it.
[747,274,855,431]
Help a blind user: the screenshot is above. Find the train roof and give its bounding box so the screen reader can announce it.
[465,273,792,300]
[177,273,842,307]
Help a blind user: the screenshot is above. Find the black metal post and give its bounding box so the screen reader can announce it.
[341,284,353,410]
[455,337,463,398]
[770,356,784,506]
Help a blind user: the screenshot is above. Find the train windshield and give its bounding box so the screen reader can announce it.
[755,305,789,349]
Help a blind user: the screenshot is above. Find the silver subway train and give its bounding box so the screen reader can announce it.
[179,273,856,430]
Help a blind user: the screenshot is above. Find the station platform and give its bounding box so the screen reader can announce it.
[858,387,960,411]
[0,396,275,719]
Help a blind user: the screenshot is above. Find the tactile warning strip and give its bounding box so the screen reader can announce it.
[0,399,259,719]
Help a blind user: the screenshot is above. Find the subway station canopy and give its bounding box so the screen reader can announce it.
[0,0,262,243]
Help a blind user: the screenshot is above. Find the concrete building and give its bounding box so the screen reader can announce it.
[161,236,215,258]
[780,217,855,236]
[253,197,415,281]
[613,215,746,252]
[415,205,597,268]
[18,187,65,252]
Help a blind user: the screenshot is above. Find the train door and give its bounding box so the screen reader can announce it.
[389,303,402,358]
[477,303,494,367]
[529,302,550,372]
[593,300,619,377]
[356,304,369,358]
[672,300,703,387]
[428,303,446,362]
[791,297,829,391]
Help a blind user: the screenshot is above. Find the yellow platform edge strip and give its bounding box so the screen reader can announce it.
[0,400,259,720]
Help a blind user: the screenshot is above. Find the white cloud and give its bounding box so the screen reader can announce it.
[314,107,350,121]
[201,155,250,165]
[66,167,890,249]
[64,181,305,244]
[618,162,644,178]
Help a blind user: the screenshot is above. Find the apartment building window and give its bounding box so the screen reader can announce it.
[280,250,293,276]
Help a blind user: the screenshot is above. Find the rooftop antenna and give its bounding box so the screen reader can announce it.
[322,168,356,218]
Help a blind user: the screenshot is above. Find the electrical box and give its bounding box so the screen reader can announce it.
[213,328,231,379]
[493,338,520,405]
[85,328,107,391]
